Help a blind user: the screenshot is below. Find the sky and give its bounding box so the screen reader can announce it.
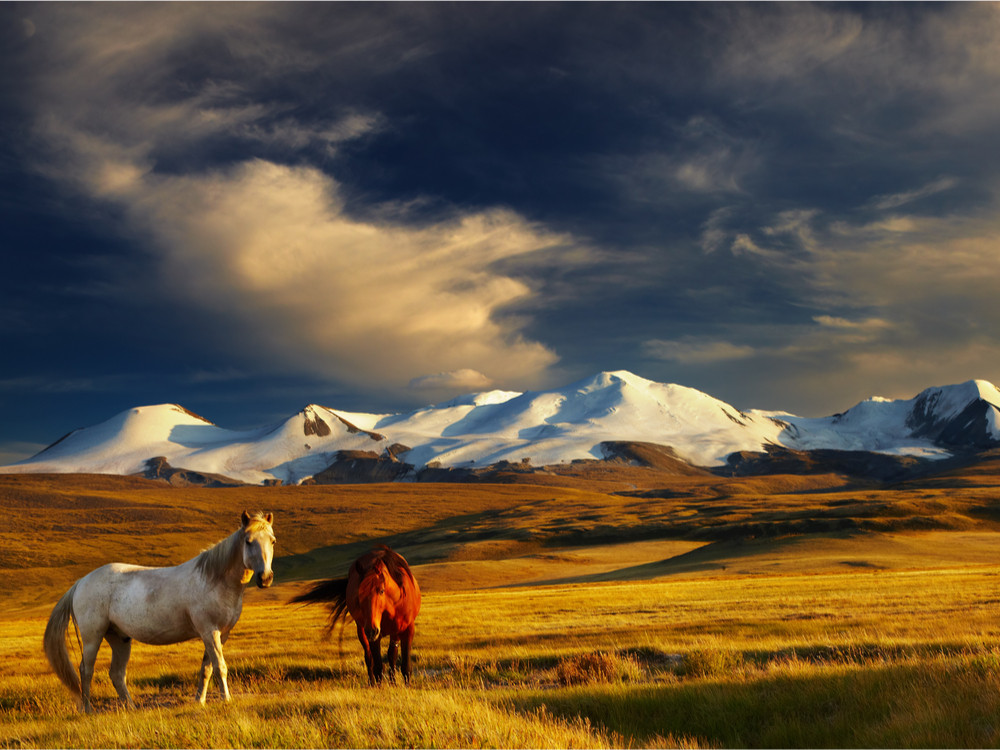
[2,2,1000,464]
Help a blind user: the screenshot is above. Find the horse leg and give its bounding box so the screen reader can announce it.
[198,630,230,703]
[386,636,399,684]
[78,637,101,714]
[371,636,385,684]
[356,622,377,685]
[195,646,213,704]
[71,591,110,713]
[105,631,135,708]
[400,624,416,684]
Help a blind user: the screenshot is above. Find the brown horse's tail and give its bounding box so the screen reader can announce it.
[43,582,81,700]
[288,577,351,637]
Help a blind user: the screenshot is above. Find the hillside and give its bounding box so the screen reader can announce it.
[6,460,1000,611]
[2,372,999,486]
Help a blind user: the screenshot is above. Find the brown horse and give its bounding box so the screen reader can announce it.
[290,545,421,685]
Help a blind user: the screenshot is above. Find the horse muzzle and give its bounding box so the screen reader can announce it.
[256,569,274,588]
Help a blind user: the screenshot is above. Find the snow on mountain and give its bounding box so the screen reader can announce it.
[381,370,787,469]
[2,372,999,485]
[762,379,1000,458]
[9,403,384,485]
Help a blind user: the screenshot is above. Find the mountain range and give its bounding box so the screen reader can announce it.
[2,370,999,486]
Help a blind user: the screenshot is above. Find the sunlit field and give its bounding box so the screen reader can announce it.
[4,472,1000,747]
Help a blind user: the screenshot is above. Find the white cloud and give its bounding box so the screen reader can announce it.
[25,5,584,394]
[723,199,1000,403]
[605,114,759,210]
[672,150,745,194]
[809,315,894,347]
[832,216,922,236]
[642,337,755,364]
[717,4,863,83]
[813,315,891,331]
[408,369,494,392]
[699,207,734,254]
[868,177,958,211]
[122,159,566,389]
[797,204,1000,320]
[729,232,787,263]
[714,4,1000,138]
[762,209,820,249]
[702,209,808,263]
[239,112,384,155]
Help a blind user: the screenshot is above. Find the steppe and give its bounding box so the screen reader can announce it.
[3,458,1000,747]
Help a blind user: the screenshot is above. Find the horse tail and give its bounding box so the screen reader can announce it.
[44,581,81,700]
[288,576,349,605]
[288,577,351,637]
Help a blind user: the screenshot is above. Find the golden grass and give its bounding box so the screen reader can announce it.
[7,560,1000,747]
[6,469,1000,608]
[6,471,1000,746]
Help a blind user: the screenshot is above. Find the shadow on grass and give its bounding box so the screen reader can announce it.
[276,507,524,583]
[507,658,1000,748]
[512,536,801,586]
[133,663,351,692]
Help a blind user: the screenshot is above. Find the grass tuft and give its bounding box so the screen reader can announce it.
[553,651,645,686]
[677,648,745,679]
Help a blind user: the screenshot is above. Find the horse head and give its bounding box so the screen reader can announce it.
[358,559,399,641]
[240,510,275,588]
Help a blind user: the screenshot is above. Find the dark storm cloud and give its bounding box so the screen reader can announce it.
[2,2,1000,460]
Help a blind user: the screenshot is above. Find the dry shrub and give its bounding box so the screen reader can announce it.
[679,648,745,678]
[554,651,644,686]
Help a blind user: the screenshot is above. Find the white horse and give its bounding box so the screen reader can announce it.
[44,510,275,713]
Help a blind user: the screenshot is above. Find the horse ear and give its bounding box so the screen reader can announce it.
[241,510,252,527]
[264,512,273,524]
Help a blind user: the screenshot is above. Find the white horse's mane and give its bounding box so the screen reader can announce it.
[195,512,271,584]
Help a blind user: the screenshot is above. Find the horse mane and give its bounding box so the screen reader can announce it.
[357,568,382,600]
[195,511,271,584]
[355,545,414,589]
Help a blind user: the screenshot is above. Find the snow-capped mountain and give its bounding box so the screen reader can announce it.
[3,371,999,485]
[772,379,1000,457]
[9,403,386,486]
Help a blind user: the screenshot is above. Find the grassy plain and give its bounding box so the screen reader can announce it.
[3,468,1000,747]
